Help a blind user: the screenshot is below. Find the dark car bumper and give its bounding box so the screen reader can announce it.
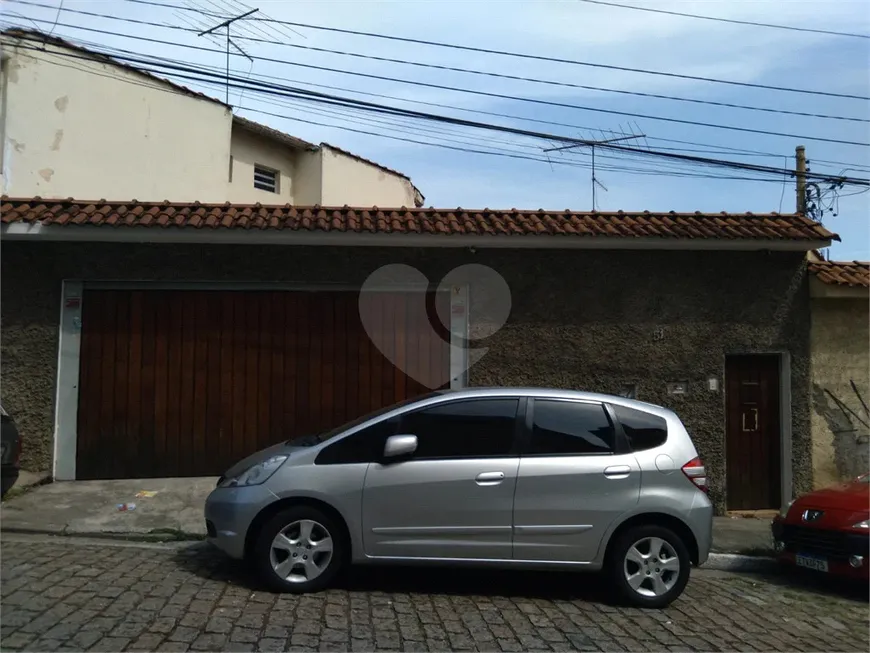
[771,518,870,581]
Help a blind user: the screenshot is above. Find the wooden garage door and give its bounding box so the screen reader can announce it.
[75,289,451,479]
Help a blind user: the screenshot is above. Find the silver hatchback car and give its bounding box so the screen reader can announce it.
[205,388,712,608]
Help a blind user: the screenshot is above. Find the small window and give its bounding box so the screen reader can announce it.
[398,399,519,459]
[613,405,668,452]
[254,165,278,192]
[529,400,614,455]
[315,417,399,465]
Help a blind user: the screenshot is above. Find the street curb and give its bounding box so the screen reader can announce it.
[0,526,205,543]
[703,552,779,573]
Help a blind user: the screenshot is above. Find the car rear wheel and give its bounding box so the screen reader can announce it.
[254,506,344,593]
[608,524,691,608]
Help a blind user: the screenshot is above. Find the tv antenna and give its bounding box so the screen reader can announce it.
[545,133,645,210]
[197,8,258,104]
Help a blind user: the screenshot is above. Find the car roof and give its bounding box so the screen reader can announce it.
[418,387,673,416]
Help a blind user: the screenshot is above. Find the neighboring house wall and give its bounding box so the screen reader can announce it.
[810,296,870,488]
[228,126,295,204]
[0,243,812,514]
[293,149,323,206]
[320,146,418,207]
[0,39,231,201]
[1,34,424,207]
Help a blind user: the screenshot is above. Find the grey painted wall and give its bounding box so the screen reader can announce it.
[0,242,812,513]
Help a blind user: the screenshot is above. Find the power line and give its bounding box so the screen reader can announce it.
[44,29,800,171]
[113,0,870,101]
[578,0,870,40]
[7,17,870,148]
[0,14,812,164]
[11,40,858,196]
[10,0,866,124]
[12,36,869,188]
[45,29,804,166]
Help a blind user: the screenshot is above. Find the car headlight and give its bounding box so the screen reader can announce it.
[218,455,288,488]
[778,500,794,518]
[853,519,870,530]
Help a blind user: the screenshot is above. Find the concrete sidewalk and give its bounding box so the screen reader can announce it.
[1,478,776,559]
[0,478,215,539]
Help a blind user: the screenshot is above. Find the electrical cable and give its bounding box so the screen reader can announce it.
[110,0,870,100]
[12,41,855,201]
[12,35,868,188]
[577,0,870,40]
[7,16,870,148]
[10,0,866,123]
[9,9,869,165]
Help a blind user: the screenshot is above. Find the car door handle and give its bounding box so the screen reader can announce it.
[603,465,631,479]
[475,471,505,486]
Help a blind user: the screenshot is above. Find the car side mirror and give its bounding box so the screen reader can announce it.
[383,434,417,460]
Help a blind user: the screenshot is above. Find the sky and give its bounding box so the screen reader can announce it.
[3,0,869,259]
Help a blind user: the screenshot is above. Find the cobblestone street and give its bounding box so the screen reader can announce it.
[1,534,867,652]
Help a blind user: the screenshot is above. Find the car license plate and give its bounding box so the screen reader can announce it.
[795,554,828,572]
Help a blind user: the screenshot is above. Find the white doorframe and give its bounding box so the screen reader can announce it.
[53,281,468,480]
[54,280,83,481]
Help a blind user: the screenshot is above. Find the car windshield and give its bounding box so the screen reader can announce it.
[285,391,448,446]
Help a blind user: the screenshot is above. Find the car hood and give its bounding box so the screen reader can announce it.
[793,477,870,512]
[221,441,314,480]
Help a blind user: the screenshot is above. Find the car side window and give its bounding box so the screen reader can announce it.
[315,417,399,465]
[529,400,615,455]
[612,405,668,451]
[398,398,519,460]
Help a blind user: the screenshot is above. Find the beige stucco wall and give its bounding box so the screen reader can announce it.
[293,149,323,205]
[320,146,418,207]
[1,39,231,202]
[810,295,870,488]
[228,127,295,204]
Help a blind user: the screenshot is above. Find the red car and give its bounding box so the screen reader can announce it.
[771,472,870,581]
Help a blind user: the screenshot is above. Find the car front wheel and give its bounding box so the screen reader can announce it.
[254,506,344,593]
[608,524,691,608]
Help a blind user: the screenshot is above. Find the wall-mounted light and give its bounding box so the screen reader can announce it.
[707,376,719,392]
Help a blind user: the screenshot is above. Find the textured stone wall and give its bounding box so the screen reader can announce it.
[0,242,812,512]
[810,297,870,488]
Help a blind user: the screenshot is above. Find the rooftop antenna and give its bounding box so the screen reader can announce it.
[544,134,645,210]
[197,7,258,104]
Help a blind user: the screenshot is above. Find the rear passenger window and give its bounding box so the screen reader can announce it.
[529,400,614,455]
[612,405,668,451]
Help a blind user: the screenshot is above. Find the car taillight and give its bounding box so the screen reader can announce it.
[681,457,708,493]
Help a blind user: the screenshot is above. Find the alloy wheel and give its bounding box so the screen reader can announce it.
[623,536,681,598]
[269,519,334,583]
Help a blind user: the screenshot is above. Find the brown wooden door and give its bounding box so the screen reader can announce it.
[76,289,450,480]
[725,355,782,510]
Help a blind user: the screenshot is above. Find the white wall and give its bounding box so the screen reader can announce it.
[293,149,323,205]
[1,39,231,202]
[228,126,295,204]
[320,146,418,207]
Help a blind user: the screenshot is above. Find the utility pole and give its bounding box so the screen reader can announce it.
[795,145,807,215]
[544,134,645,210]
[198,8,259,105]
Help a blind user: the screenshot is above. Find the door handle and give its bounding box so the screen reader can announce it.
[603,465,631,479]
[475,471,505,486]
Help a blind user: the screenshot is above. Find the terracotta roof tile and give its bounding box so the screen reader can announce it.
[0,197,839,243]
[808,260,870,287]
